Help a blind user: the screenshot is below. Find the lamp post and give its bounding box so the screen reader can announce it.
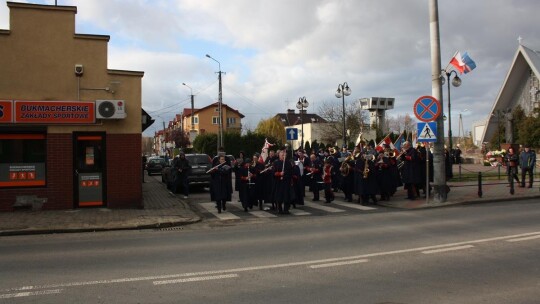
[335,82,351,148]
[206,54,225,154]
[441,70,461,154]
[296,97,309,150]
[182,83,195,132]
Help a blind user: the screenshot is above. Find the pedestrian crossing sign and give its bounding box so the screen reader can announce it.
[417,122,437,142]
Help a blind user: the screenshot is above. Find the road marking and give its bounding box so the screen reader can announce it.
[422,245,474,254]
[332,201,376,211]
[288,208,310,216]
[4,231,540,293]
[249,210,277,218]
[506,235,540,242]
[0,289,62,299]
[306,203,345,213]
[199,203,241,220]
[310,259,369,269]
[153,274,238,285]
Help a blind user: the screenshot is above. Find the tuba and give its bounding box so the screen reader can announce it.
[340,154,353,176]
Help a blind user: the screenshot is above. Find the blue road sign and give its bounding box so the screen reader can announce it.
[417,122,437,142]
[286,128,298,140]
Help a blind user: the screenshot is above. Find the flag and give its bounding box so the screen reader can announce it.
[259,138,274,163]
[449,51,465,74]
[461,52,476,74]
[394,132,405,154]
[375,134,395,153]
[449,51,476,74]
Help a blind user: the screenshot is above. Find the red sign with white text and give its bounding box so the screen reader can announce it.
[0,100,13,123]
[14,101,95,124]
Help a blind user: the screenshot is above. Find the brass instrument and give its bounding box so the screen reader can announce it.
[340,154,353,176]
[363,154,374,179]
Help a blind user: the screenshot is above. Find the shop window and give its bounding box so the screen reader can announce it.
[0,133,46,187]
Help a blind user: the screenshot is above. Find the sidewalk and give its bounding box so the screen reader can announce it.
[0,177,201,236]
[0,164,538,236]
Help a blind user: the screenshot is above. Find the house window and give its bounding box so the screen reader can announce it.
[212,116,221,124]
[193,116,199,124]
[227,117,236,125]
[215,107,219,112]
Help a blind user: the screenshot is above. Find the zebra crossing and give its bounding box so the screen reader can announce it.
[198,200,377,220]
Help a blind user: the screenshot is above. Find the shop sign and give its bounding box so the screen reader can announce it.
[0,100,13,123]
[14,101,96,124]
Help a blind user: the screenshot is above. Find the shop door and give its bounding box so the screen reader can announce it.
[73,132,106,208]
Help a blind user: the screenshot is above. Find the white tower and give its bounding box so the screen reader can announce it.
[359,97,395,133]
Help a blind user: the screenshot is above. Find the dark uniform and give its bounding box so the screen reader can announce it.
[210,162,232,213]
[272,153,293,214]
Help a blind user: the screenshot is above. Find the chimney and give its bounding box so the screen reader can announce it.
[287,109,295,114]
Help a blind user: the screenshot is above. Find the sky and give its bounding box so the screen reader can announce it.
[2,0,540,139]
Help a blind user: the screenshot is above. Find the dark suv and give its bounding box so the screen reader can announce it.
[146,157,166,175]
[161,154,212,188]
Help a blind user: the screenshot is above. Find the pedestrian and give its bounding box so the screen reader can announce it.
[209,155,232,213]
[308,153,322,201]
[519,144,536,188]
[453,144,462,164]
[399,141,421,200]
[504,147,520,185]
[142,154,147,183]
[322,158,334,203]
[272,150,293,214]
[172,152,191,198]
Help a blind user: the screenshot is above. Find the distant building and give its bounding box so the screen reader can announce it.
[478,43,540,146]
[153,102,244,155]
[274,109,328,150]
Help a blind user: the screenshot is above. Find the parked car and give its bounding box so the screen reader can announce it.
[161,154,213,189]
[146,157,167,175]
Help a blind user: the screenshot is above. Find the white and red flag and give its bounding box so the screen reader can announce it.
[259,138,275,163]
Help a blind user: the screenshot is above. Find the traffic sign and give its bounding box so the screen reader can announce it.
[417,122,437,142]
[413,96,441,122]
[286,128,298,140]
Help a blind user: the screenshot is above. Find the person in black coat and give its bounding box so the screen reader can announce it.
[399,141,421,200]
[172,152,191,198]
[209,155,232,213]
[272,150,293,214]
[307,153,323,201]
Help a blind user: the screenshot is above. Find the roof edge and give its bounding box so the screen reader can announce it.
[7,1,77,13]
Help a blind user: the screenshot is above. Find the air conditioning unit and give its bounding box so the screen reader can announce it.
[95,100,127,119]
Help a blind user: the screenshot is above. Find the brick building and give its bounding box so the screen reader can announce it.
[0,2,144,211]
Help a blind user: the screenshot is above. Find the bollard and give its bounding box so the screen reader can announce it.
[458,164,462,181]
[498,165,501,180]
[509,173,515,195]
[478,172,483,198]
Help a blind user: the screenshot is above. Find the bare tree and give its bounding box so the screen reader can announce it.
[317,99,369,146]
[388,114,416,134]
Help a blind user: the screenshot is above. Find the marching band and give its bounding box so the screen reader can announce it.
[208,140,433,214]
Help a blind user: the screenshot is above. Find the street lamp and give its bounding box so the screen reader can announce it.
[206,54,225,154]
[182,83,195,132]
[296,97,309,150]
[440,70,462,154]
[335,82,351,148]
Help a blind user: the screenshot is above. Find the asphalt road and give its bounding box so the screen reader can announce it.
[1,199,539,303]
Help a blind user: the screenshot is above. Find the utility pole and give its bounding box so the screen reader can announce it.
[429,0,447,202]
